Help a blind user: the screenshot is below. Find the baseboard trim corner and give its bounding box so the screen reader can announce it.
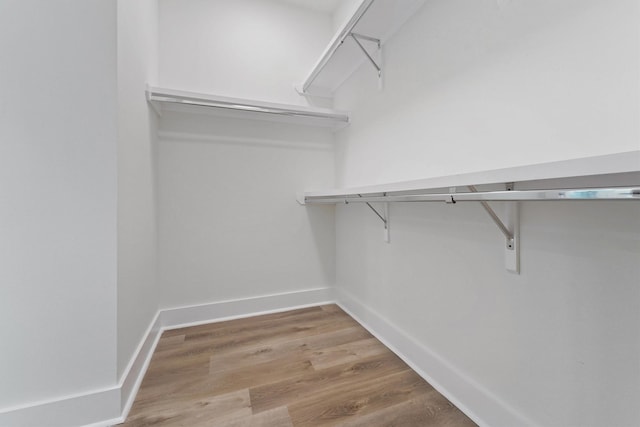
[334,288,535,427]
[159,287,335,330]
[3,286,527,427]
[1,287,334,427]
[118,311,163,423]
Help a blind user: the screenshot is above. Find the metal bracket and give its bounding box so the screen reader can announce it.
[349,33,383,85]
[468,183,520,274]
[358,194,390,242]
[468,185,513,249]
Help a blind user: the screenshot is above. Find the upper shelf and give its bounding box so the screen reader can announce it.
[298,0,427,95]
[299,151,640,203]
[146,86,350,129]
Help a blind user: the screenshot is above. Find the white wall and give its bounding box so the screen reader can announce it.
[116,0,159,381]
[336,196,640,427]
[155,0,337,309]
[157,112,335,308]
[0,0,118,411]
[335,0,639,187]
[332,0,640,426]
[158,0,333,106]
[332,0,363,33]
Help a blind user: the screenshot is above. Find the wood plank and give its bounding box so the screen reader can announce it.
[319,304,346,314]
[120,306,477,427]
[144,352,210,381]
[208,337,309,376]
[338,389,477,427]
[209,326,373,374]
[154,334,185,352]
[249,406,293,427]
[249,352,410,414]
[308,337,388,370]
[302,324,373,350]
[154,309,358,363]
[138,306,363,402]
[208,357,315,395]
[161,306,324,338]
[123,389,251,427]
[137,357,314,408]
[183,308,355,344]
[287,370,434,426]
[204,406,293,427]
[135,356,210,400]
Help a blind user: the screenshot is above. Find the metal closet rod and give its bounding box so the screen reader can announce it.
[302,0,375,92]
[149,94,350,122]
[304,187,640,204]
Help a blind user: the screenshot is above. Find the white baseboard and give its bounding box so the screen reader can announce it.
[0,288,334,427]
[159,287,335,330]
[2,286,527,427]
[334,288,535,427]
[115,287,335,423]
[118,311,164,424]
[0,387,121,427]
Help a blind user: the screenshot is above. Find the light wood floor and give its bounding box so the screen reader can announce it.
[120,305,477,426]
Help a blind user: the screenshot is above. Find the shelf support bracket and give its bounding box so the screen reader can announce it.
[350,33,382,80]
[468,185,513,249]
[359,194,390,242]
[468,184,520,273]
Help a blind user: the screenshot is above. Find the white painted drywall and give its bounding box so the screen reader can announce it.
[0,0,118,410]
[155,0,336,311]
[332,0,364,33]
[158,0,333,106]
[276,0,342,14]
[156,112,335,309]
[116,0,160,381]
[332,0,640,426]
[336,198,640,427]
[334,0,639,186]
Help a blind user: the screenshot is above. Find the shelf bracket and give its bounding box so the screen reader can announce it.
[468,184,520,274]
[358,194,390,242]
[303,182,640,273]
[349,33,382,81]
[468,185,513,249]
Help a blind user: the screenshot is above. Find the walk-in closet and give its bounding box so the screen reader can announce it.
[1,0,638,426]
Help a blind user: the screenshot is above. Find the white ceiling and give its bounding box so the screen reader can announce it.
[276,0,343,14]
